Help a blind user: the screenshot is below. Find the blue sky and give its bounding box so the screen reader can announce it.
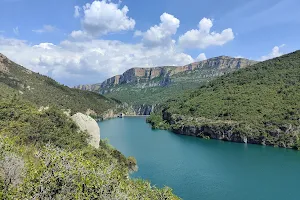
[0,0,299,85]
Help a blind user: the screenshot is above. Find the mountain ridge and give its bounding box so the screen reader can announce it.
[76,56,258,93]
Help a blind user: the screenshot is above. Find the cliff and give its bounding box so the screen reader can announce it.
[76,56,257,92]
[0,54,10,73]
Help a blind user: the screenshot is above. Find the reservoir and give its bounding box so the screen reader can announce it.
[99,117,300,200]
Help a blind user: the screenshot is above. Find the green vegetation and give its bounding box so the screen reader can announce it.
[148,51,300,149]
[146,112,170,130]
[0,99,179,199]
[0,55,118,117]
[101,57,257,106]
[105,81,199,105]
[0,54,179,199]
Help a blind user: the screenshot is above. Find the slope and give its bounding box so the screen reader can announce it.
[148,51,300,149]
[0,98,178,199]
[76,56,257,113]
[0,53,117,117]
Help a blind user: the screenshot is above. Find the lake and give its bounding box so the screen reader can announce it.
[99,117,300,200]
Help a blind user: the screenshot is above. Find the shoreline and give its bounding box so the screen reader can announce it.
[124,115,150,117]
[96,114,150,122]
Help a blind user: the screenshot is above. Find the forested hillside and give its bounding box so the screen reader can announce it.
[0,53,117,117]
[0,99,178,199]
[148,51,300,149]
[0,53,179,199]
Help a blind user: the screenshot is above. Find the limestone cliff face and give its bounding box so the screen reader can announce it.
[0,53,10,73]
[123,104,155,115]
[71,113,100,148]
[75,56,258,92]
[102,56,257,88]
[160,111,298,149]
[101,67,167,88]
[101,104,155,120]
[75,84,100,91]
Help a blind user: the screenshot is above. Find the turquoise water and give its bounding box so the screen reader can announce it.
[99,117,300,200]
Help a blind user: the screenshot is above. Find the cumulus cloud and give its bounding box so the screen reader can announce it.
[0,36,193,86]
[32,25,57,33]
[13,27,19,35]
[136,13,180,47]
[74,0,135,36]
[178,18,234,49]
[260,45,285,61]
[70,30,92,40]
[134,30,143,37]
[74,6,81,18]
[196,53,207,61]
[33,43,56,50]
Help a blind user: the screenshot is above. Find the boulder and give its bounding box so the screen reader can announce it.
[71,113,100,148]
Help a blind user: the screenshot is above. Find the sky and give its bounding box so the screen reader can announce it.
[0,0,299,86]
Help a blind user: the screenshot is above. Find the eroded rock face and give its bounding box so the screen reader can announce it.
[71,113,100,148]
[0,53,10,73]
[74,84,101,92]
[160,111,299,149]
[76,56,258,93]
[101,57,257,89]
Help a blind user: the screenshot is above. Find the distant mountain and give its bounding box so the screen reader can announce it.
[0,53,118,117]
[76,56,258,114]
[148,51,300,149]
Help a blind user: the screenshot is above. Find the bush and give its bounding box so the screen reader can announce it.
[0,99,180,199]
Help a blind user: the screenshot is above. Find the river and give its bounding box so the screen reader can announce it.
[99,117,300,200]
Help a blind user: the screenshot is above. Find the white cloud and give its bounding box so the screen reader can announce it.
[32,25,57,33]
[13,27,19,35]
[235,55,244,58]
[196,53,207,61]
[70,30,92,40]
[260,45,285,61]
[74,6,81,18]
[134,30,143,37]
[33,43,56,50]
[76,0,135,36]
[0,36,193,86]
[136,13,180,47]
[178,18,234,49]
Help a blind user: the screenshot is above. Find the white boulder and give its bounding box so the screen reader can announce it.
[71,113,100,148]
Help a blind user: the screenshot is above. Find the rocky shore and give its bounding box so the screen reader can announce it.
[147,110,299,149]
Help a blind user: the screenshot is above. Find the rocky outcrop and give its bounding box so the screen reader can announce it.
[75,84,100,92]
[170,122,298,148]
[71,113,100,148]
[99,67,169,89]
[132,104,155,115]
[101,104,155,120]
[0,53,10,73]
[102,109,119,120]
[159,111,299,149]
[76,56,258,92]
